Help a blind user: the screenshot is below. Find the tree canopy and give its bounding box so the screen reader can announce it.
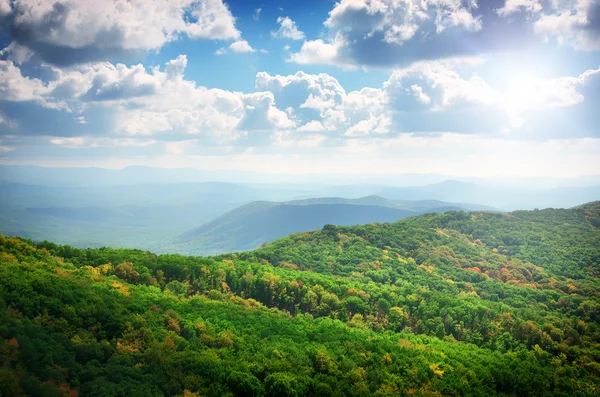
[1,202,599,396]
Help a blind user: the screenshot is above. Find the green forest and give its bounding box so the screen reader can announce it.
[1,202,599,396]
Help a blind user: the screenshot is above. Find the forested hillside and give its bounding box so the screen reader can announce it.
[173,197,497,255]
[1,203,599,396]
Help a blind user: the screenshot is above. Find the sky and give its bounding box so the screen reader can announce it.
[0,0,599,178]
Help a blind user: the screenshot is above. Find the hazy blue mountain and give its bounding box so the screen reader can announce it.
[174,204,414,255]
[0,181,304,207]
[0,172,597,253]
[173,197,499,255]
[3,165,598,189]
[0,165,261,187]
[377,181,600,210]
[0,203,238,251]
[0,180,304,251]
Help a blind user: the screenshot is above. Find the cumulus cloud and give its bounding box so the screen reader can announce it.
[288,0,600,68]
[238,92,295,131]
[1,56,176,110]
[289,0,489,67]
[2,0,240,65]
[287,36,356,69]
[255,70,390,137]
[384,60,497,112]
[343,114,391,136]
[272,17,305,40]
[501,66,600,128]
[297,120,326,132]
[1,54,598,149]
[533,0,600,51]
[383,59,600,132]
[229,40,256,53]
[0,55,299,144]
[497,0,543,16]
[0,60,47,103]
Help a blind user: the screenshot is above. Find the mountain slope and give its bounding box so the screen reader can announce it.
[175,203,416,255]
[1,203,598,396]
[174,197,498,255]
[0,181,306,251]
[378,181,600,210]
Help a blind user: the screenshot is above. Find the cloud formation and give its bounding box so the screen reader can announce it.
[1,54,598,154]
[229,40,256,53]
[534,0,600,51]
[288,0,600,68]
[1,0,240,65]
[272,17,305,40]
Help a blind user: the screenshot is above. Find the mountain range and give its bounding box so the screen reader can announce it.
[173,196,499,255]
[0,167,598,254]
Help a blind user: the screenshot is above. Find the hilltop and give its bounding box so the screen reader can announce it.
[173,197,497,255]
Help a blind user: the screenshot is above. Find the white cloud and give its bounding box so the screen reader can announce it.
[256,71,347,117]
[272,17,305,40]
[215,47,227,55]
[288,0,600,68]
[497,0,543,16]
[230,40,256,53]
[1,54,598,152]
[253,7,262,21]
[384,23,420,45]
[256,71,389,135]
[0,60,50,104]
[0,0,11,17]
[4,0,240,65]
[429,0,482,33]
[343,114,391,136]
[494,0,600,51]
[385,60,497,112]
[287,36,355,69]
[324,0,424,44]
[410,85,432,104]
[239,92,295,130]
[1,55,300,142]
[502,66,600,128]
[255,63,599,137]
[288,0,483,68]
[533,0,600,51]
[297,120,325,132]
[383,59,600,131]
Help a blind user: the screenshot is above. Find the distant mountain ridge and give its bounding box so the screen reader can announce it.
[2,165,599,188]
[173,196,499,255]
[0,175,597,253]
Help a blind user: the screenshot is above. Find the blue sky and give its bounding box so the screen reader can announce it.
[0,0,599,177]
